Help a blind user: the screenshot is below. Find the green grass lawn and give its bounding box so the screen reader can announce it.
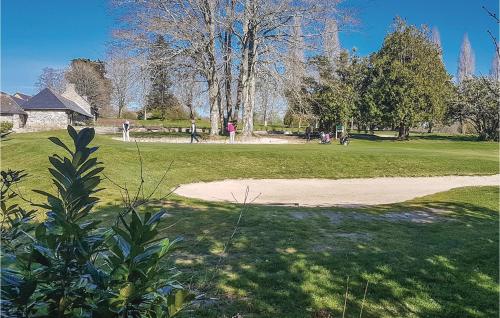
[1,130,498,317]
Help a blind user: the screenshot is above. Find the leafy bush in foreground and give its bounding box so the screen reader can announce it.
[0,121,13,133]
[1,126,191,317]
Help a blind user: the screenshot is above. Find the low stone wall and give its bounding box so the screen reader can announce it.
[95,125,209,134]
[112,136,296,144]
[24,110,69,130]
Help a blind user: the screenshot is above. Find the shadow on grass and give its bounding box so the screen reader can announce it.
[93,193,499,318]
[350,133,396,142]
[350,133,482,143]
[411,134,480,142]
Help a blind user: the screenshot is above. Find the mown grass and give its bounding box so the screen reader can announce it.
[94,186,498,318]
[0,130,498,317]
[1,130,497,204]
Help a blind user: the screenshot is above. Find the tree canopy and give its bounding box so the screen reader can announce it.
[363,18,453,139]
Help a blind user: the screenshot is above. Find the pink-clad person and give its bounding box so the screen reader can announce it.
[227,121,236,144]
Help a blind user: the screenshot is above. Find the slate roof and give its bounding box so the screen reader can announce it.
[14,92,31,101]
[12,96,27,106]
[22,88,92,117]
[0,92,27,115]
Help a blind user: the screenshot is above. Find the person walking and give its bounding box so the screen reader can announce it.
[305,125,312,142]
[122,120,130,142]
[227,121,236,144]
[190,119,200,143]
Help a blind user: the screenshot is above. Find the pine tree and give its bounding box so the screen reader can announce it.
[146,35,178,120]
[457,33,475,84]
[366,18,453,139]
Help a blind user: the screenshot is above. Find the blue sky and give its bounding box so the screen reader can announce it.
[1,0,499,95]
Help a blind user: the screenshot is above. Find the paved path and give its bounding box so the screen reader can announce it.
[174,175,499,206]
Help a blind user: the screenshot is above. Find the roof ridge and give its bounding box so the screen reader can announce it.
[51,88,92,117]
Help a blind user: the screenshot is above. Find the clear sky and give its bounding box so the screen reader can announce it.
[1,0,499,95]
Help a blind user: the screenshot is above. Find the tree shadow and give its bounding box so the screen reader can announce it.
[350,133,397,142]
[411,134,480,142]
[93,192,499,318]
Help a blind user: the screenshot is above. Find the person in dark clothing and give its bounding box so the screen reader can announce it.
[305,126,312,142]
[190,119,199,143]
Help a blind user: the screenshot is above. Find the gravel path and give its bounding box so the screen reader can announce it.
[174,175,499,206]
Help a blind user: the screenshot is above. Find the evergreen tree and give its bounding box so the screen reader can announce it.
[146,35,181,120]
[305,50,367,132]
[365,18,453,139]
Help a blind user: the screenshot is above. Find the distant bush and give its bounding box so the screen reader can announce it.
[138,105,190,121]
[121,110,138,120]
[0,121,13,133]
[0,126,192,317]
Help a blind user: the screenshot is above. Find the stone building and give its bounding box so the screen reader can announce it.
[0,92,27,129]
[22,87,93,129]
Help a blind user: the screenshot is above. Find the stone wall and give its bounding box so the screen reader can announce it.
[24,110,69,129]
[1,114,27,129]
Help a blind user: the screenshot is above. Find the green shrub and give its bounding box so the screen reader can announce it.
[121,110,138,120]
[139,106,190,121]
[0,126,191,317]
[0,121,13,133]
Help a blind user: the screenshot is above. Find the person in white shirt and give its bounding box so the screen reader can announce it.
[122,120,130,142]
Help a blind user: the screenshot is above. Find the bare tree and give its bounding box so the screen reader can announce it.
[112,0,350,136]
[173,64,204,120]
[457,33,475,84]
[324,19,341,69]
[283,15,311,130]
[112,0,221,135]
[35,67,66,93]
[222,0,236,121]
[490,49,500,82]
[234,1,347,136]
[431,26,442,60]
[482,5,499,57]
[65,60,111,118]
[135,61,152,120]
[106,52,136,118]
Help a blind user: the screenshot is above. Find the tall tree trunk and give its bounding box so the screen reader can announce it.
[218,83,224,134]
[398,123,409,140]
[224,0,235,121]
[208,75,219,135]
[234,61,246,123]
[234,7,250,124]
[187,87,194,120]
[241,1,257,137]
[242,26,257,137]
[242,65,256,136]
[204,0,219,135]
[427,121,433,133]
[398,124,405,140]
[263,93,268,129]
